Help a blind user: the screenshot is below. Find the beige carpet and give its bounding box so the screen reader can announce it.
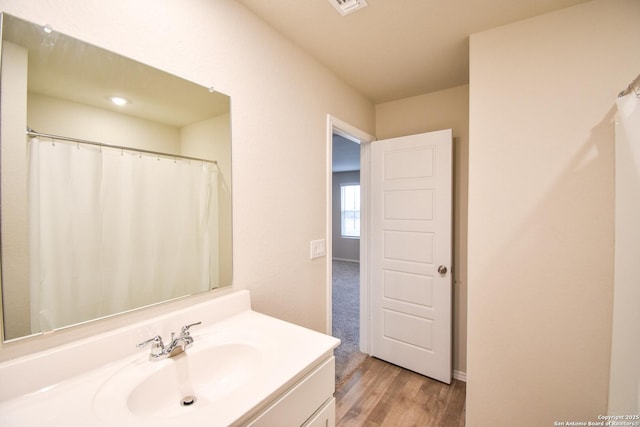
[332,260,368,388]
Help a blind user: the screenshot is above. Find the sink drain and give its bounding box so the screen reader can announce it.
[180,395,197,407]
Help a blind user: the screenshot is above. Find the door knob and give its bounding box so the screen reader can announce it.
[437,265,448,275]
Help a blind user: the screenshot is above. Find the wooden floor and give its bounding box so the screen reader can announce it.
[335,356,466,427]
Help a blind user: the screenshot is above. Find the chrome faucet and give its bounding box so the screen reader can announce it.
[137,321,202,361]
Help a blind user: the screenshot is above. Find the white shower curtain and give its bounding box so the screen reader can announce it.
[610,88,640,414]
[28,138,218,332]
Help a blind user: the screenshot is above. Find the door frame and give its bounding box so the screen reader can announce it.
[326,115,374,354]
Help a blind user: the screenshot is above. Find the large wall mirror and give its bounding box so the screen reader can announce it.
[0,14,233,342]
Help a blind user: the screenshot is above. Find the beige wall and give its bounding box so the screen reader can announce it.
[375,84,469,376]
[0,0,374,360]
[28,93,182,153]
[0,41,29,339]
[467,0,640,424]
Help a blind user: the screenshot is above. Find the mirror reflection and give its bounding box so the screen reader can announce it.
[0,14,233,341]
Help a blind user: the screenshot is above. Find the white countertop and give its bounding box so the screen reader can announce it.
[0,291,339,426]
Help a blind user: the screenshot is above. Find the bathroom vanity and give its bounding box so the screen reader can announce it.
[0,15,340,426]
[0,291,340,426]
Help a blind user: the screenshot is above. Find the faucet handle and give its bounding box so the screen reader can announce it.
[137,335,164,349]
[181,321,202,335]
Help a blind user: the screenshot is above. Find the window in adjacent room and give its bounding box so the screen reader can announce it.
[341,184,360,238]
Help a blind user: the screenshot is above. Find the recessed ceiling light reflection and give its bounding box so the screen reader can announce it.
[109,96,129,106]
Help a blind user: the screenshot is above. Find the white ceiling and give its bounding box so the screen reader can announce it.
[237,0,591,103]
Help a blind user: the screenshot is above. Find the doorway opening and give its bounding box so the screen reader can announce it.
[331,133,366,386]
[326,115,375,387]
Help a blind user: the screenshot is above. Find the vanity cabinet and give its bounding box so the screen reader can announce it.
[0,291,341,427]
[245,356,336,427]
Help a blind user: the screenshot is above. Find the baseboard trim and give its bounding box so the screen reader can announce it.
[453,370,467,382]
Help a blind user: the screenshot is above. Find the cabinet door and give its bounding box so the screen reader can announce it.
[303,398,335,427]
[246,357,335,426]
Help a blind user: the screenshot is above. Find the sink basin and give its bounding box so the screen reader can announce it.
[0,292,340,427]
[93,342,262,422]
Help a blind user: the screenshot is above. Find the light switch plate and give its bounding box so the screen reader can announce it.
[310,239,326,259]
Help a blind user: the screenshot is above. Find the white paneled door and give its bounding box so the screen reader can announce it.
[369,130,452,384]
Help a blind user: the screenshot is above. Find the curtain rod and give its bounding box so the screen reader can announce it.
[618,73,640,98]
[26,127,218,165]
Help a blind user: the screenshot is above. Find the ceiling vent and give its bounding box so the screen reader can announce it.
[329,0,368,16]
